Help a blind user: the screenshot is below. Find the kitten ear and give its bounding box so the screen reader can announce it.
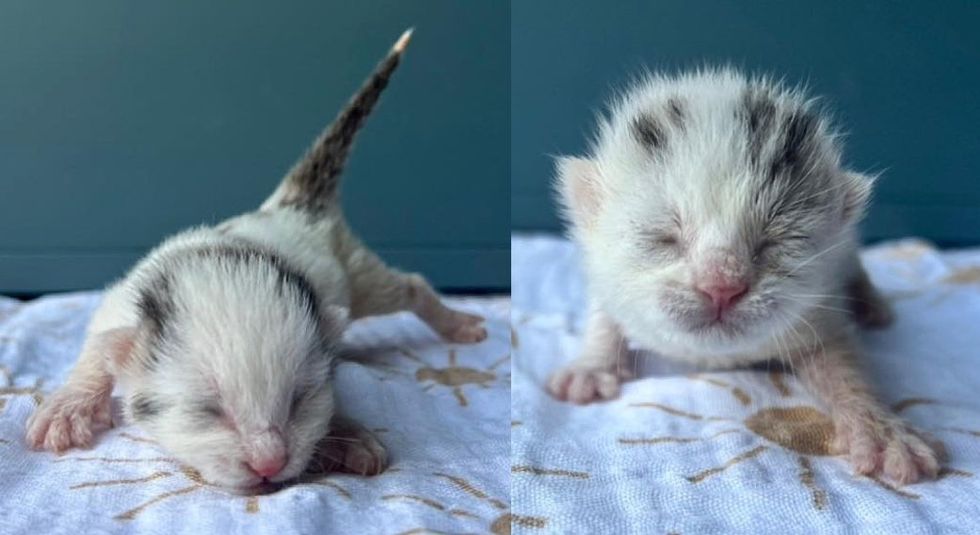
[555,156,602,228]
[841,171,875,223]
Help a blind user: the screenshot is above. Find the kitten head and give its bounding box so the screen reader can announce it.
[109,246,347,491]
[559,69,873,355]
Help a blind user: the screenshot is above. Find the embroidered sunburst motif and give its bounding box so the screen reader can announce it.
[620,374,973,509]
[398,348,510,407]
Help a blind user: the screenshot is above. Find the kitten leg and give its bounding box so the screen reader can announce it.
[309,415,387,476]
[797,343,943,484]
[847,255,894,328]
[343,241,487,343]
[548,308,632,404]
[25,334,118,452]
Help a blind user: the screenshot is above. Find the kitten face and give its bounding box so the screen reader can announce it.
[117,248,346,491]
[562,69,872,356]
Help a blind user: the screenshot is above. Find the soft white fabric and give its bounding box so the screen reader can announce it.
[0,293,510,535]
[512,234,980,535]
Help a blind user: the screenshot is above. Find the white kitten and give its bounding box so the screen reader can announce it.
[26,29,487,491]
[549,68,942,484]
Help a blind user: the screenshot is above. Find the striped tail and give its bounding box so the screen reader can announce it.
[263,28,413,212]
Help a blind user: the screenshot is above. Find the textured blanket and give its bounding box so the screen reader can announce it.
[512,234,980,535]
[0,292,510,535]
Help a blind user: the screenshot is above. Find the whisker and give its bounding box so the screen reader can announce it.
[784,238,851,278]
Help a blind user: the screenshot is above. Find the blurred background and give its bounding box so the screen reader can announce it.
[0,1,509,295]
[512,1,980,243]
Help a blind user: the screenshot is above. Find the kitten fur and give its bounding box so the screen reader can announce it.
[26,29,487,491]
[549,68,943,484]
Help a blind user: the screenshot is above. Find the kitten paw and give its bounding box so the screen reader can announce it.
[548,365,630,404]
[439,311,488,344]
[25,388,112,453]
[833,414,944,484]
[312,420,387,477]
[339,431,387,476]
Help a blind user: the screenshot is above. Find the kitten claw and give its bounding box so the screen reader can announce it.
[548,365,630,404]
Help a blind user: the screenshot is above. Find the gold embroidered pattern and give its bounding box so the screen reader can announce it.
[688,375,751,406]
[619,429,740,445]
[506,513,548,530]
[383,494,447,511]
[943,266,980,285]
[434,472,507,509]
[70,471,173,489]
[685,446,768,483]
[629,402,734,422]
[511,465,590,479]
[404,348,505,407]
[625,377,972,509]
[798,456,827,510]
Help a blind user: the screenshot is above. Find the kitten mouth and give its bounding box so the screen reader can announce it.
[688,312,747,337]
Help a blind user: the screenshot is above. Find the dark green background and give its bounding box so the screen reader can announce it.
[0,1,509,294]
[512,1,980,244]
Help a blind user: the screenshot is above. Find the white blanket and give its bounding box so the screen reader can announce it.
[0,292,510,535]
[512,234,980,535]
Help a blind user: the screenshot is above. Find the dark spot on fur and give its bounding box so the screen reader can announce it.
[137,278,171,337]
[136,275,174,368]
[192,244,321,323]
[666,98,685,127]
[131,393,164,421]
[769,110,818,182]
[199,399,223,418]
[740,89,777,166]
[631,115,665,149]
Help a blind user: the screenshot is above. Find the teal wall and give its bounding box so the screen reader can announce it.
[512,1,980,245]
[0,1,509,294]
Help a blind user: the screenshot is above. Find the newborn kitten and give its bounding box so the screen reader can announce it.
[26,29,487,491]
[548,68,943,484]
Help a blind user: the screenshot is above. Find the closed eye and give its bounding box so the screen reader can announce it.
[640,229,681,250]
[755,239,776,255]
[201,402,224,419]
[755,234,810,260]
[290,390,307,415]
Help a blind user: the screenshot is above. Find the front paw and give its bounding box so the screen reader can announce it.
[25,388,112,453]
[439,311,487,344]
[833,412,945,484]
[311,421,387,477]
[547,365,630,404]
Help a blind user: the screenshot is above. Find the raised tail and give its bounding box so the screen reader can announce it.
[262,28,413,212]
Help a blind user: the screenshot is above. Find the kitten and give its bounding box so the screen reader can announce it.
[548,68,942,484]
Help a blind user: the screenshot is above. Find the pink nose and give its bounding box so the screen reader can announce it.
[248,455,287,478]
[697,281,749,314]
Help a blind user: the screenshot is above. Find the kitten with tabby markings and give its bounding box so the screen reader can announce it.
[26,29,487,492]
[549,68,943,484]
